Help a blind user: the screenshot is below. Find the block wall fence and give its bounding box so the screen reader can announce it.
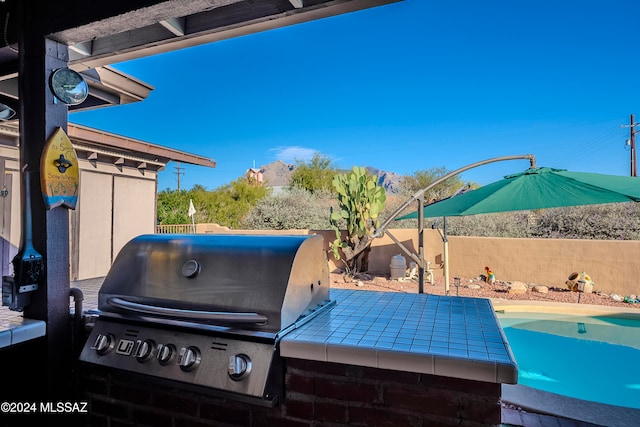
[193,224,640,297]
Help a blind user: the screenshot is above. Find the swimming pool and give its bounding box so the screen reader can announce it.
[496,311,640,409]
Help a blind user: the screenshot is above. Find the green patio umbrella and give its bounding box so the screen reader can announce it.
[396,167,640,220]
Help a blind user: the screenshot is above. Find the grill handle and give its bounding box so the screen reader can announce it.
[107,297,268,324]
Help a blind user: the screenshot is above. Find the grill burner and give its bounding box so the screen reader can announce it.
[79,234,332,405]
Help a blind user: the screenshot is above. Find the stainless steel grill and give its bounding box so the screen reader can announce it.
[79,234,332,405]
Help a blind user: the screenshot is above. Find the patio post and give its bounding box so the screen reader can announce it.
[19,29,72,398]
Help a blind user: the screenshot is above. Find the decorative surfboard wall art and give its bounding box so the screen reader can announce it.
[40,127,79,210]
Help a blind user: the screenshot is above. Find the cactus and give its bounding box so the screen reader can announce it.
[329,166,386,273]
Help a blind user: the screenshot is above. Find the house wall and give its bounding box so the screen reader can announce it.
[194,224,640,297]
[112,175,156,262]
[0,147,23,277]
[75,171,113,280]
[0,147,159,281]
[73,159,157,280]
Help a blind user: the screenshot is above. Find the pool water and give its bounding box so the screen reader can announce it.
[496,312,640,409]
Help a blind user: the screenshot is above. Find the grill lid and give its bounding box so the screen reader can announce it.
[98,234,331,334]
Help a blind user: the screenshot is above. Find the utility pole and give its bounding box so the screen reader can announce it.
[174,162,185,191]
[623,114,639,177]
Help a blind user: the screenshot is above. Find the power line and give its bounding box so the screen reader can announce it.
[174,162,185,191]
[621,114,639,177]
[554,124,624,168]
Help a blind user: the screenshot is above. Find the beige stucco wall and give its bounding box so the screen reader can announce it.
[112,175,156,260]
[0,147,24,277]
[194,224,640,297]
[75,171,113,279]
[73,159,157,280]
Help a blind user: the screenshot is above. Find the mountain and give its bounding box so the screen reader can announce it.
[259,161,405,194]
[365,167,405,195]
[261,160,296,187]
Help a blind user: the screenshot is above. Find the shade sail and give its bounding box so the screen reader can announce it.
[396,167,640,220]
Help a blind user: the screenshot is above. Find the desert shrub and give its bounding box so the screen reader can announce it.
[379,187,419,230]
[445,212,533,238]
[378,188,532,237]
[531,203,640,240]
[388,203,640,240]
[242,187,335,230]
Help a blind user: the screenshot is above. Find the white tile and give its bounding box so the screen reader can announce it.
[434,356,497,383]
[327,343,377,368]
[280,340,327,362]
[10,319,46,344]
[0,330,10,348]
[377,349,434,374]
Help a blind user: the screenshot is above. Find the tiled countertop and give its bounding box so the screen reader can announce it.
[0,278,100,349]
[280,289,518,384]
[0,312,46,349]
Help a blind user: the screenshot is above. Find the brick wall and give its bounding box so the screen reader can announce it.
[79,358,501,426]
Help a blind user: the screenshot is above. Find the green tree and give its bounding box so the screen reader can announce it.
[402,166,476,203]
[203,178,270,228]
[290,153,338,193]
[329,166,386,274]
[157,178,269,228]
[157,188,193,224]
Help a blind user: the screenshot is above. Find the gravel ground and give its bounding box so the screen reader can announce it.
[330,272,640,309]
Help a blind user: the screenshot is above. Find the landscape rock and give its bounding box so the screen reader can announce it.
[611,293,623,302]
[508,281,528,294]
[329,272,640,309]
[532,285,549,294]
[373,277,387,285]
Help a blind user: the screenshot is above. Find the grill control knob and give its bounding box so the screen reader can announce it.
[156,344,176,365]
[228,354,252,380]
[134,339,156,362]
[178,346,201,371]
[92,333,115,355]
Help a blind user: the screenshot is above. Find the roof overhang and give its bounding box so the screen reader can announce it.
[55,0,402,70]
[0,122,216,171]
[67,123,217,169]
[0,0,400,122]
[0,1,401,72]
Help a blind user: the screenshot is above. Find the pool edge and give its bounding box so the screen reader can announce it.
[502,383,640,427]
[491,299,640,318]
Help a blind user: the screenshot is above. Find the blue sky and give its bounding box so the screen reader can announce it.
[71,0,640,191]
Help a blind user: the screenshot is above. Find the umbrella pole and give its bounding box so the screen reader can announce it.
[443,217,450,295]
[372,154,536,295]
[418,195,425,294]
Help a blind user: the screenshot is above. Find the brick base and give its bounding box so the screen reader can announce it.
[79,358,501,426]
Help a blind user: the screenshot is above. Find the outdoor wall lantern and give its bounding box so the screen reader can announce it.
[49,68,89,105]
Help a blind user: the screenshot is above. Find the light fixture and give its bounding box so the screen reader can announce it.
[0,103,15,120]
[49,68,89,105]
[577,322,587,334]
